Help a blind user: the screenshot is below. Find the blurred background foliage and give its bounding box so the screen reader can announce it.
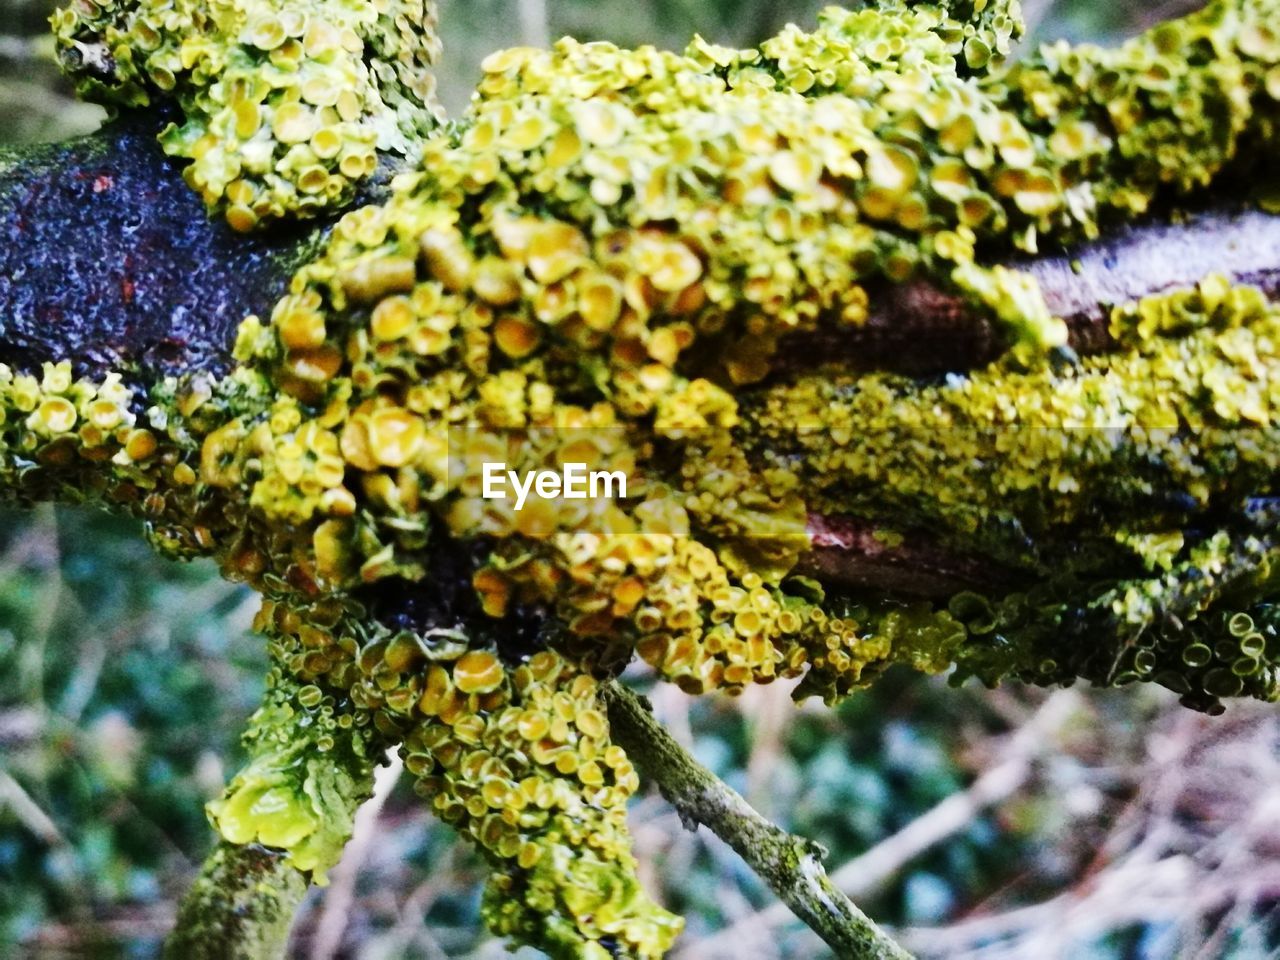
[0,1,1276,958]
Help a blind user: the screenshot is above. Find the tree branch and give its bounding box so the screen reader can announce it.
[602,680,914,960]
[4,121,1280,382]
[165,840,309,960]
[4,118,1279,598]
[774,205,1280,374]
[2,3,1277,954]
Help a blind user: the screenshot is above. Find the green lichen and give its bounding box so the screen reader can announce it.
[52,0,443,228]
[258,595,685,957]
[207,656,384,878]
[9,0,1280,954]
[750,277,1280,545]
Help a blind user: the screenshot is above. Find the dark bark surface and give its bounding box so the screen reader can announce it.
[799,513,1028,597]
[0,114,326,381]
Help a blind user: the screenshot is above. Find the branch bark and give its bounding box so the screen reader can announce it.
[5,118,1280,598]
[603,680,915,960]
[165,840,309,960]
[0,114,328,381]
[2,18,1278,960]
[10,118,1280,601]
[4,122,1280,382]
[773,204,1280,374]
[4,1,1277,957]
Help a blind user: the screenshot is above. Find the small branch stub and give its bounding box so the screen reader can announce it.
[165,840,309,960]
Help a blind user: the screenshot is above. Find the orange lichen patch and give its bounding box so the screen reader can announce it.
[473,568,511,618]
[473,257,524,306]
[124,429,159,461]
[366,408,425,467]
[33,396,78,435]
[527,222,590,285]
[453,651,505,694]
[493,317,542,358]
[370,295,417,341]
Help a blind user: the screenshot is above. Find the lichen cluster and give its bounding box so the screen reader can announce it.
[248,594,684,957]
[994,0,1280,224]
[11,0,1280,954]
[755,0,1025,83]
[748,276,1280,708]
[753,277,1280,551]
[0,360,176,505]
[208,660,384,877]
[945,534,1280,714]
[52,0,443,228]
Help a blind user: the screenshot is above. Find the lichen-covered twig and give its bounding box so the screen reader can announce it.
[3,122,1279,383]
[686,690,1082,957]
[602,680,914,960]
[776,206,1280,374]
[163,642,390,958]
[165,841,309,960]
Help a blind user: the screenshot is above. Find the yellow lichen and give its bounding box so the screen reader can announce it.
[52,0,444,227]
[9,0,1280,954]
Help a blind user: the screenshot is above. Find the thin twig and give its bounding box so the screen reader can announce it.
[602,681,914,960]
[686,690,1081,957]
[516,0,550,48]
[898,703,1280,959]
[0,765,66,845]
